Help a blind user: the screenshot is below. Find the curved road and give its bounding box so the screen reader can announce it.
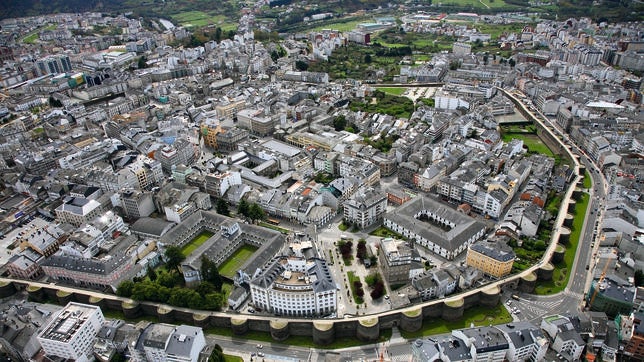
[0,88,599,361]
[498,88,605,323]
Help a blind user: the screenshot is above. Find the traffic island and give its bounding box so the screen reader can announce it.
[312,321,335,345]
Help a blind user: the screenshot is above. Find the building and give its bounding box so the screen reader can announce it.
[55,197,103,227]
[119,189,156,220]
[412,322,547,362]
[587,275,636,317]
[452,42,472,56]
[383,196,487,260]
[378,238,422,286]
[250,256,337,317]
[541,315,585,361]
[343,188,387,229]
[135,324,206,362]
[624,312,644,359]
[37,302,105,362]
[465,241,515,278]
[35,55,72,76]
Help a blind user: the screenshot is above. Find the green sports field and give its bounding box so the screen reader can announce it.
[218,244,258,278]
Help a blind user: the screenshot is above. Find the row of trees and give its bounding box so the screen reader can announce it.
[116,248,225,311]
[338,240,353,264]
[365,272,386,300]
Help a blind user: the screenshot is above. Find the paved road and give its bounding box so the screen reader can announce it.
[499,89,606,323]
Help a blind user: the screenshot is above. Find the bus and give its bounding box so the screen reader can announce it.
[266,218,280,225]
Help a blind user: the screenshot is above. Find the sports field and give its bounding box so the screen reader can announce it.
[181,231,214,257]
[218,244,258,278]
[171,11,227,27]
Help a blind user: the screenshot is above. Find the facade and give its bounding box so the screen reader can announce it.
[55,197,103,227]
[250,256,337,317]
[35,54,72,76]
[541,315,585,361]
[465,241,515,278]
[136,324,206,362]
[120,189,156,219]
[378,237,420,285]
[383,196,487,260]
[412,322,547,362]
[37,302,104,362]
[343,188,387,229]
[587,276,636,317]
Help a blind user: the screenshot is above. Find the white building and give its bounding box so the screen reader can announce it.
[343,188,387,229]
[541,315,585,361]
[250,256,337,317]
[37,302,105,362]
[136,324,206,362]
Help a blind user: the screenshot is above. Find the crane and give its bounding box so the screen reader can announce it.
[588,250,617,309]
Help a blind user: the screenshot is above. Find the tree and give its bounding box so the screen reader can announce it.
[209,344,225,362]
[238,199,250,217]
[333,115,347,131]
[216,198,230,216]
[509,58,516,68]
[364,53,372,63]
[295,60,309,71]
[200,256,223,292]
[137,55,147,69]
[165,246,185,273]
[248,203,266,221]
[147,265,157,281]
[116,280,135,297]
[635,270,644,287]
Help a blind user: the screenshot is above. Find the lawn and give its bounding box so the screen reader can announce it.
[369,226,403,239]
[258,222,290,234]
[535,192,589,295]
[171,11,227,27]
[224,355,243,362]
[218,244,258,278]
[309,18,370,32]
[400,304,512,339]
[582,170,592,189]
[181,231,214,257]
[501,132,555,158]
[377,87,407,96]
[22,24,57,44]
[347,271,364,304]
[439,0,512,9]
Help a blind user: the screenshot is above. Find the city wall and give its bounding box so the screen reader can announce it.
[1,279,508,345]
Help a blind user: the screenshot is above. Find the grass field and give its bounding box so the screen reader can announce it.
[582,170,592,189]
[400,304,512,339]
[171,11,227,27]
[224,355,243,362]
[218,244,258,278]
[309,18,369,32]
[439,0,510,9]
[258,222,290,234]
[535,192,589,295]
[501,133,555,158]
[377,87,407,96]
[347,271,364,304]
[181,231,214,257]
